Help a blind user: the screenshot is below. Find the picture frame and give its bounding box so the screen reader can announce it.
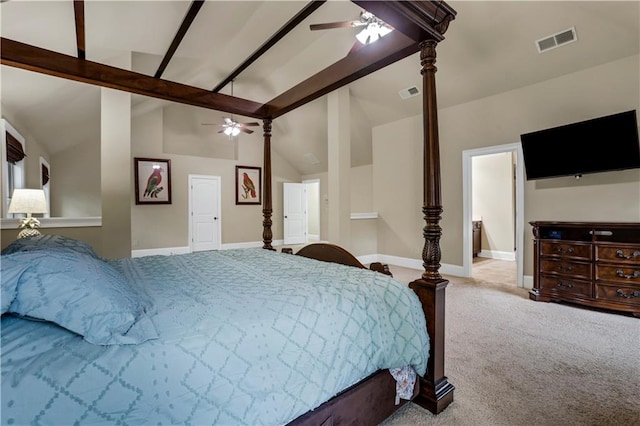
[134,157,172,205]
[235,165,261,205]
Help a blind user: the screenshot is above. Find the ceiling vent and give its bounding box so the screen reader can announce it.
[398,86,421,100]
[536,27,577,53]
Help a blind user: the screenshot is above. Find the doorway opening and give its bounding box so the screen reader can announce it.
[462,143,525,288]
[303,179,320,243]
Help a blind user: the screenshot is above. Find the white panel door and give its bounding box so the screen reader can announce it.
[190,175,221,252]
[283,182,307,245]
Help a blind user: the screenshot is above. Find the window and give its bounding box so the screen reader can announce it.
[40,156,51,218]
[1,119,26,217]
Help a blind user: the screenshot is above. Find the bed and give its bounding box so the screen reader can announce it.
[1,0,457,424]
[2,236,428,425]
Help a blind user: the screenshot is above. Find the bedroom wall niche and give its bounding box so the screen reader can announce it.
[1,67,102,219]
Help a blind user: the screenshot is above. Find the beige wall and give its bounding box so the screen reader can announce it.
[301,171,329,242]
[101,87,132,259]
[472,152,515,255]
[373,54,640,275]
[51,139,101,217]
[350,164,376,256]
[306,181,320,236]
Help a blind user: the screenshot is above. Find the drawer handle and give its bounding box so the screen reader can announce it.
[615,289,640,299]
[615,250,640,260]
[589,230,613,236]
[615,269,640,280]
[556,247,574,255]
[556,280,574,289]
[556,264,574,273]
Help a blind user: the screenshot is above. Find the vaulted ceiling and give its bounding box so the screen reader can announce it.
[1,1,638,176]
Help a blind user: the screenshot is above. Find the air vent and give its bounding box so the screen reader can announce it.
[398,86,421,100]
[536,27,577,53]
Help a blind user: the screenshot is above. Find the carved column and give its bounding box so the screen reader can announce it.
[262,118,274,250]
[409,39,455,414]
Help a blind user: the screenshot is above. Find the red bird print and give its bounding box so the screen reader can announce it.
[144,167,163,198]
[242,172,256,199]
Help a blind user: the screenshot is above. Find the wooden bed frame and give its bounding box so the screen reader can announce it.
[1,0,458,423]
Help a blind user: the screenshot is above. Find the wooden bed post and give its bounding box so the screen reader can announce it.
[262,118,275,250]
[408,38,455,414]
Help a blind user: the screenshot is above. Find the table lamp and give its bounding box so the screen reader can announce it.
[8,189,48,239]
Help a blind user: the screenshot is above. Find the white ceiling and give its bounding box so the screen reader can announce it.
[1,1,639,175]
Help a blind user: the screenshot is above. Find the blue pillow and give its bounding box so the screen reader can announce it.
[4,249,157,345]
[1,235,100,259]
[1,255,30,314]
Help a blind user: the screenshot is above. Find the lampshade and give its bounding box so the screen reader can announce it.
[8,189,49,216]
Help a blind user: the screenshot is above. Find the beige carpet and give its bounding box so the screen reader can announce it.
[380,259,640,426]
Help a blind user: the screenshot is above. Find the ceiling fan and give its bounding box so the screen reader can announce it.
[202,81,259,137]
[309,10,393,45]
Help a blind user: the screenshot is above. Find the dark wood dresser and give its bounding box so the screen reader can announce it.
[530,221,640,316]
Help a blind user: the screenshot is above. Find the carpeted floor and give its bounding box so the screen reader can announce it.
[380,259,640,426]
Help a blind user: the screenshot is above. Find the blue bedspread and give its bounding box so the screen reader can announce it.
[1,248,429,425]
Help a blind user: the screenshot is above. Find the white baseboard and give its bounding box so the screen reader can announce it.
[478,250,516,261]
[357,253,466,278]
[523,275,534,290]
[131,246,190,258]
[221,240,284,250]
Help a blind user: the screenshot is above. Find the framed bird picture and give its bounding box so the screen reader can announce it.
[134,157,172,205]
[235,165,261,205]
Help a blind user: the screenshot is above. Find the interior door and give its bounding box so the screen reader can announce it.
[283,182,307,245]
[190,175,221,252]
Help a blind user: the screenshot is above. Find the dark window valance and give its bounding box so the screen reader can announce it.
[42,163,50,186]
[6,131,26,164]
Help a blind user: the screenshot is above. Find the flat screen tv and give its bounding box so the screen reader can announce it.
[520,110,640,180]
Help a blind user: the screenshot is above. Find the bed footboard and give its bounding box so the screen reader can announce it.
[294,243,392,277]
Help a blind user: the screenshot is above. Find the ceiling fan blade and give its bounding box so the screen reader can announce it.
[217,129,225,134]
[201,123,217,126]
[242,122,260,127]
[309,20,362,31]
[241,128,255,134]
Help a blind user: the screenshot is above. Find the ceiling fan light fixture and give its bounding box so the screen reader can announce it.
[223,123,241,137]
[356,22,392,45]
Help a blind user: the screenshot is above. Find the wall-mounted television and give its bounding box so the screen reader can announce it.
[520,110,640,180]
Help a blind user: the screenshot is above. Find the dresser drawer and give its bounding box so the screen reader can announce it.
[596,245,640,265]
[595,282,640,307]
[596,265,640,284]
[540,241,591,260]
[539,275,592,297]
[540,259,591,280]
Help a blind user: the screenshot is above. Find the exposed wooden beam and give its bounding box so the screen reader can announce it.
[212,0,326,93]
[154,0,205,79]
[73,0,85,59]
[0,38,266,119]
[264,30,418,119]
